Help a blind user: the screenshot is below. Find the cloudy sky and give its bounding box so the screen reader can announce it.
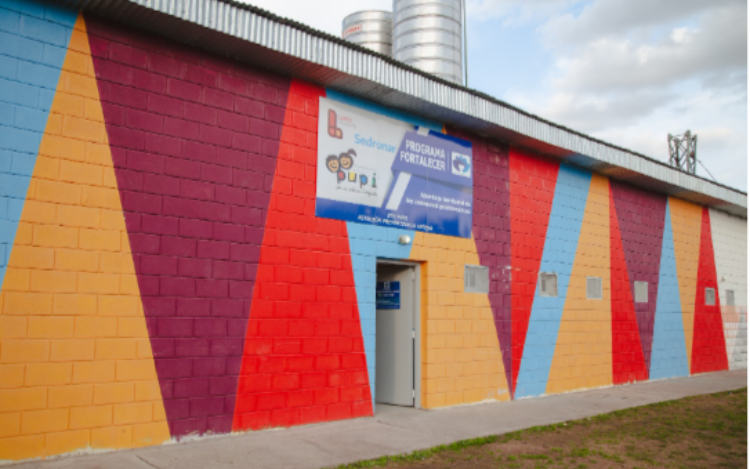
[240,0,748,191]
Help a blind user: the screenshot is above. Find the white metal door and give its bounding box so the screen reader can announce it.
[376,264,415,406]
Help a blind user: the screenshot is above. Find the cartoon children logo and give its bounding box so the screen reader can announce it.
[325,149,377,189]
[338,150,355,170]
[326,154,340,172]
[326,149,356,183]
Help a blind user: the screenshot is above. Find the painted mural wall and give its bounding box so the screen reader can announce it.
[0,0,745,461]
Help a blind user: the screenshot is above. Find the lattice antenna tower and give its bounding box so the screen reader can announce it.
[668,130,697,174]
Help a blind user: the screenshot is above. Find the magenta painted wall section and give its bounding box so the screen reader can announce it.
[449,128,512,390]
[610,181,667,373]
[86,15,291,437]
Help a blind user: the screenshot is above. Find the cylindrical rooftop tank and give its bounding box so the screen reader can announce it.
[393,0,463,84]
[342,11,393,57]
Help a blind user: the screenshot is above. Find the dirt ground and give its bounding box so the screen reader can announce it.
[333,388,747,469]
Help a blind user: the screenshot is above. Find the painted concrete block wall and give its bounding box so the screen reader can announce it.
[547,174,612,394]
[610,188,648,384]
[669,198,702,371]
[232,80,373,431]
[515,165,591,398]
[692,208,729,374]
[0,0,78,299]
[0,10,170,460]
[649,202,690,379]
[84,15,295,437]
[507,149,558,396]
[0,0,746,461]
[328,89,439,409]
[413,130,512,408]
[709,209,747,370]
[609,181,666,378]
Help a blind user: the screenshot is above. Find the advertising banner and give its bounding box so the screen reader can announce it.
[315,97,473,238]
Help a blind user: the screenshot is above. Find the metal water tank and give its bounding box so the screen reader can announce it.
[393,0,463,84]
[342,11,393,57]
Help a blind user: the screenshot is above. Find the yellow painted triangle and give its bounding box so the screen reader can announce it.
[547,174,612,395]
[0,14,169,460]
[668,197,702,372]
[409,231,510,408]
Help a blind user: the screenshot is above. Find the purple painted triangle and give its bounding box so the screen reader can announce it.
[87,14,291,438]
[452,131,513,392]
[610,181,667,372]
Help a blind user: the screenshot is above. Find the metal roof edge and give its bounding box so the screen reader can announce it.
[57,0,747,217]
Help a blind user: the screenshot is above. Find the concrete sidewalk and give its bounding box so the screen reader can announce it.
[13,370,747,469]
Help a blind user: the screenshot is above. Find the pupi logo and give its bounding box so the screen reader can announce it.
[326,149,377,189]
[451,152,471,178]
[327,109,343,139]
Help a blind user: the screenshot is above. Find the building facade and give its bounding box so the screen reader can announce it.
[0,0,746,461]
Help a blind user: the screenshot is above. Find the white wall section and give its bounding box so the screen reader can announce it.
[709,209,747,370]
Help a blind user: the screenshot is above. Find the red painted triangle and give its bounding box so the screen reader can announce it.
[232,81,372,430]
[509,149,559,396]
[691,208,728,374]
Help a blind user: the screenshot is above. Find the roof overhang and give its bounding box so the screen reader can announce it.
[58,0,747,218]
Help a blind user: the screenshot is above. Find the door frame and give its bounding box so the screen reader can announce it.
[375,259,422,409]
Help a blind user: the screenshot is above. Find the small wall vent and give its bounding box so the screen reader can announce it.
[539,273,557,297]
[634,281,648,303]
[726,290,735,307]
[464,265,489,294]
[586,277,603,300]
[705,287,715,306]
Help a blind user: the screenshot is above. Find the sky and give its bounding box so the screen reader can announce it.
[239,0,748,191]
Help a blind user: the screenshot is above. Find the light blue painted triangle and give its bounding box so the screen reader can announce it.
[515,164,592,398]
[0,0,78,290]
[326,89,434,410]
[650,203,690,379]
[348,224,414,410]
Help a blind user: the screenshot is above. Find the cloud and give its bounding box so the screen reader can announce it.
[550,3,747,94]
[540,0,741,49]
[510,1,747,190]
[595,122,746,188]
[533,86,748,189]
[533,91,677,132]
[467,0,577,24]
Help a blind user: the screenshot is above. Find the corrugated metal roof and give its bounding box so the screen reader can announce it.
[58,0,747,217]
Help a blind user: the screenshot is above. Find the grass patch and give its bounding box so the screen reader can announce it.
[328,388,747,469]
